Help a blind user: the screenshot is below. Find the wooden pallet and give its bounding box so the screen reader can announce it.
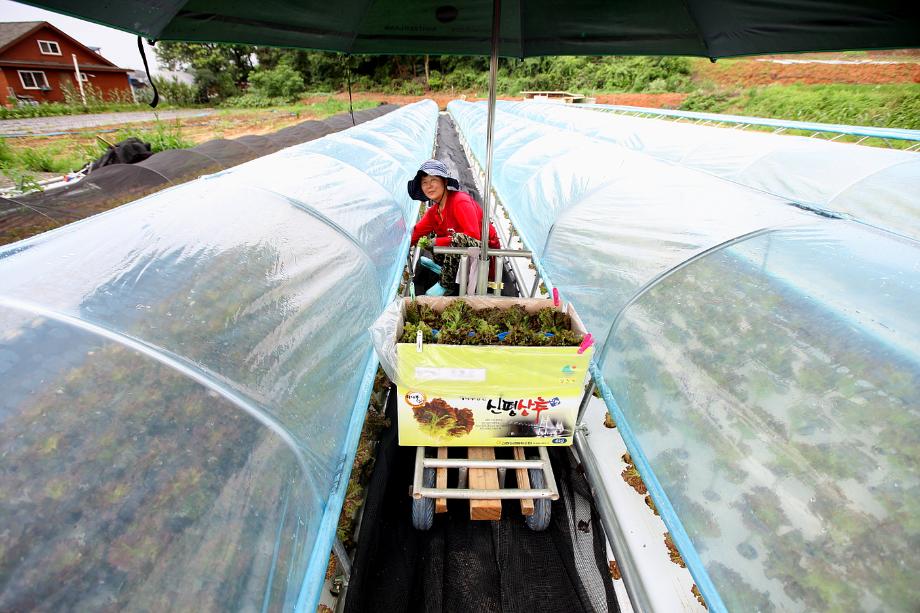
[433,447,536,520]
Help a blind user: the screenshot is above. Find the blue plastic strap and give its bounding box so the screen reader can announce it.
[295,348,378,613]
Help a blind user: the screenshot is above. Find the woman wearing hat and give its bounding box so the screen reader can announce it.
[408,159,500,296]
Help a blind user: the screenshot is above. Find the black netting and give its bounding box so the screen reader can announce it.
[137,149,223,182]
[232,134,278,156]
[268,121,333,148]
[344,391,618,613]
[190,138,257,167]
[0,106,397,246]
[324,114,359,131]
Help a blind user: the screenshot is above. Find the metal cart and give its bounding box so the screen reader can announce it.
[410,445,560,531]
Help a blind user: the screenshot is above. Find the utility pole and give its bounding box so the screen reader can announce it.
[72,53,86,106]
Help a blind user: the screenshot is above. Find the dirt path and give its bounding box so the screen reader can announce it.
[0,109,216,137]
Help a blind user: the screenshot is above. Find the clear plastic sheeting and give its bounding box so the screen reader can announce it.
[498,101,920,243]
[448,101,813,334]
[448,100,920,611]
[603,224,920,612]
[0,100,438,612]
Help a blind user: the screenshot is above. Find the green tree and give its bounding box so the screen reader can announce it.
[248,61,305,99]
[155,41,257,100]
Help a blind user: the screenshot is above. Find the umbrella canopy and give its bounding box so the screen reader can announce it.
[16,0,920,58]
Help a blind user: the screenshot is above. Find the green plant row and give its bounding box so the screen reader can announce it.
[401,300,582,346]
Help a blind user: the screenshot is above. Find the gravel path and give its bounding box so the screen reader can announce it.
[0,109,215,137]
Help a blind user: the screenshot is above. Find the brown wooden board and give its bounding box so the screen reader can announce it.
[468,447,502,521]
[514,447,535,516]
[436,447,448,514]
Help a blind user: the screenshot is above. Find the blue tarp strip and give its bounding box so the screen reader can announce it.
[295,215,414,613]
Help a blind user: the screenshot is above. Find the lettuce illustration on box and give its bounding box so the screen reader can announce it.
[373,296,593,447]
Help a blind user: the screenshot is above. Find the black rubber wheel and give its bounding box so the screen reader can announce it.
[525,468,552,531]
[411,468,436,530]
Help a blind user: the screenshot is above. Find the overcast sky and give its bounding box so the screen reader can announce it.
[0,0,167,73]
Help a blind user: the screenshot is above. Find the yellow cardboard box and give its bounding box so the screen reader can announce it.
[395,296,592,447]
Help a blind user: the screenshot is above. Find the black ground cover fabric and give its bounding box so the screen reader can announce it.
[344,391,618,613]
[135,149,221,183]
[434,113,482,206]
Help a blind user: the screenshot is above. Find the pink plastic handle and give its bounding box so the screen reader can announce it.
[552,287,560,307]
[577,333,594,355]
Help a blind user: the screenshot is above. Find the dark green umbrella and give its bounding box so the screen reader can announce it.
[14,0,920,57]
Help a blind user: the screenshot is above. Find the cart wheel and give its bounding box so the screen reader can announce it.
[525,468,552,532]
[412,468,436,531]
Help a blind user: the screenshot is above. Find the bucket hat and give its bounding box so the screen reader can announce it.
[407,159,460,201]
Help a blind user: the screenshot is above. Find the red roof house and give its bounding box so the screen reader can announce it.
[0,21,133,106]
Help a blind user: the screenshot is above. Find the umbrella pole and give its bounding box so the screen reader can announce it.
[476,0,501,295]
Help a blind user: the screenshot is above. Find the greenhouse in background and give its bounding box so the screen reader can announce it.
[499,100,920,243]
[449,99,920,612]
[0,101,438,612]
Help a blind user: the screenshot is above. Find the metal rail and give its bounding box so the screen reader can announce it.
[575,431,653,613]
[417,487,556,500]
[584,103,920,143]
[434,246,532,258]
[411,445,560,501]
[476,0,502,295]
[424,458,545,469]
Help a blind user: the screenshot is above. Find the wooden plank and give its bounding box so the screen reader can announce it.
[514,447,535,516]
[436,447,448,514]
[468,447,502,521]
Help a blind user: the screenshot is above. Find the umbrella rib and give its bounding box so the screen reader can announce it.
[678,0,713,58]
[348,0,380,54]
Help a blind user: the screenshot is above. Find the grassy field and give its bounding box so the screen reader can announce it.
[680,84,920,129]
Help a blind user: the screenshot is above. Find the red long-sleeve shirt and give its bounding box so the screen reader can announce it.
[411,190,500,248]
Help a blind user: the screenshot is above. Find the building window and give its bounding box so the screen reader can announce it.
[18,70,50,90]
[80,73,89,82]
[37,40,62,55]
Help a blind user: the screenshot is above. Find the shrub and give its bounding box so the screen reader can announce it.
[219,93,291,108]
[248,62,305,100]
[151,76,198,106]
[398,80,424,96]
[442,67,484,91]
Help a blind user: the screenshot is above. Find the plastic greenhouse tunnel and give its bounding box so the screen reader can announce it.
[448,100,920,612]
[0,101,438,612]
[498,100,920,243]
